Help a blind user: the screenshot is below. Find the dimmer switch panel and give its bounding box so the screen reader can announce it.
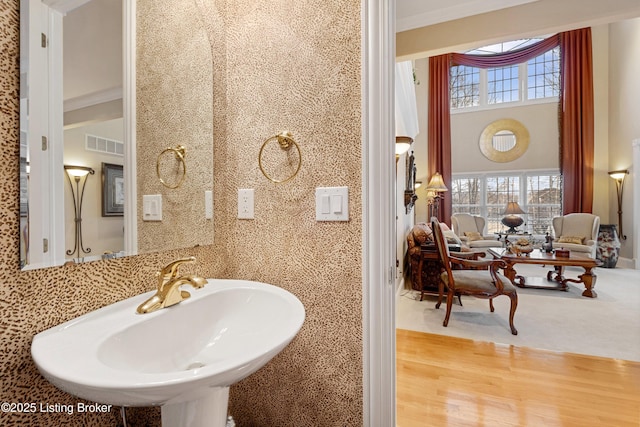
[315,187,348,221]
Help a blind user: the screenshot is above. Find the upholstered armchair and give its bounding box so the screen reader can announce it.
[451,213,503,249]
[551,213,600,258]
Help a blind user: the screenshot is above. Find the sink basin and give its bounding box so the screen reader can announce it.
[31,279,305,427]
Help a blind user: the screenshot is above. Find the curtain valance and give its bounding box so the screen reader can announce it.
[450,35,560,68]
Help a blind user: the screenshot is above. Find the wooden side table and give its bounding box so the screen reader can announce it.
[415,249,443,300]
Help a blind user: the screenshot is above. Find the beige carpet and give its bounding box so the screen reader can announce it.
[396,263,640,362]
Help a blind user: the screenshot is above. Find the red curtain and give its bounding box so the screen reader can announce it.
[559,28,594,214]
[428,55,452,224]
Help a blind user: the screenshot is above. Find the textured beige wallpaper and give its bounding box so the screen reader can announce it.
[203,0,363,424]
[0,0,363,425]
[136,0,215,254]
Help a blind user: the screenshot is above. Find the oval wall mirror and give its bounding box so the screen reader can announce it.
[479,118,530,163]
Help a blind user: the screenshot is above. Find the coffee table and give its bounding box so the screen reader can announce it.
[487,248,600,298]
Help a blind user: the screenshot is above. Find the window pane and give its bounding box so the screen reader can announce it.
[451,178,481,205]
[451,178,482,221]
[485,206,504,234]
[526,173,562,234]
[488,65,519,104]
[450,65,480,109]
[527,46,560,100]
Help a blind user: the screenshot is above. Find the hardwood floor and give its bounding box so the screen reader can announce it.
[396,329,640,427]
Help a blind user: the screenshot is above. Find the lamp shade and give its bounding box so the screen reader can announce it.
[503,201,526,215]
[64,165,95,178]
[395,136,413,156]
[608,170,628,181]
[426,172,448,192]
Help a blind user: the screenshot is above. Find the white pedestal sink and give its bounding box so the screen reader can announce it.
[31,279,305,427]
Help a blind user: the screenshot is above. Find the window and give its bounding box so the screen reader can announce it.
[527,47,560,99]
[451,171,562,235]
[450,40,560,111]
[488,65,519,104]
[450,65,479,108]
[526,173,563,233]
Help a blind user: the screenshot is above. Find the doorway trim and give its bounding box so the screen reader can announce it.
[362,0,396,425]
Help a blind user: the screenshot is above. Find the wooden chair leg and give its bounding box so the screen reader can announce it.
[435,279,444,309]
[443,290,454,327]
[508,293,518,335]
[489,298,495,312]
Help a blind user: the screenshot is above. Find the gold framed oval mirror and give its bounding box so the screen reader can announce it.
[479,118,530,162]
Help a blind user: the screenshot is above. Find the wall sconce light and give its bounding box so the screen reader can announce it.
[414,181,422,190]
[426,172,448,221]
[64,165,95,260]
[403,151,418,214]
[395,136,413,158]
[501,201,526,233]
[608,169,629,240]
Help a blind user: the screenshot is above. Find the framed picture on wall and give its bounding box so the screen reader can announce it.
[102,163,124,217]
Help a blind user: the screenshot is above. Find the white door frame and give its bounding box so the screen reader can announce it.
[123,0,137,256]
[362,0,396,425]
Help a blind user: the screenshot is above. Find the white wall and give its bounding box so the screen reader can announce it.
[63,0,122,100]
[608,17,640,260]
[592,25,611,223]
[451,102,559,173]
[63,118,124,259]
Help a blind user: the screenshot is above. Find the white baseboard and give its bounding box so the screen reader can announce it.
[395,277,405,297]
[616,257,636,269]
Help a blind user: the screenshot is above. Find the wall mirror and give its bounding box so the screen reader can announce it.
[19,0,214,270]
[479,118,530,163]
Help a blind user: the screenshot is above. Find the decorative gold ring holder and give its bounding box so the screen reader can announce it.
[258,131,301,183]
[156,145,187,189]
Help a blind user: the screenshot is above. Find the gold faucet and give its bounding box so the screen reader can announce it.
[136,256,207,314]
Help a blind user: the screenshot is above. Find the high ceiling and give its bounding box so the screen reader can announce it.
[396,0,540,32]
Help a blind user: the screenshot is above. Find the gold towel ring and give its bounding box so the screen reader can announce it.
[156,145,187,189]
[258,131,301,183]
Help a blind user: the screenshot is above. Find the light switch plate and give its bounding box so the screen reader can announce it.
[142,194,162,221]
[315,187,348,221]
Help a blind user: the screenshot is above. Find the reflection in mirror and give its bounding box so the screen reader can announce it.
[20,0,125,269]
[19,0,214,270]
[63,165,96,260]
[492,130,516,152]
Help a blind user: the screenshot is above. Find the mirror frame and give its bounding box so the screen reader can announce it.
[479,118,530,163]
